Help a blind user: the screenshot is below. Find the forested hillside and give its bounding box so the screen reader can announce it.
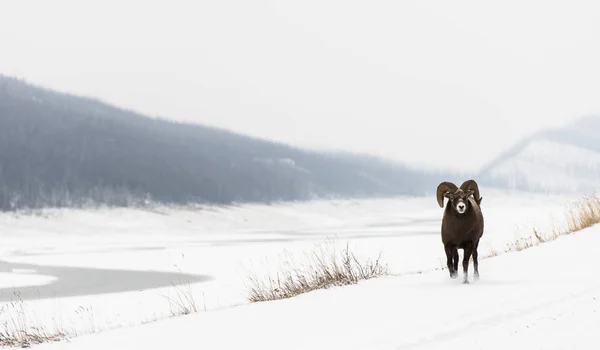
[0,75,445,210]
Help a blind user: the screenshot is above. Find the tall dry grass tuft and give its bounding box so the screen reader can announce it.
[486,194,600,258]
[247,240,389,303]
[564,195,600,233]
[157,275,207,318]
[0,292,66,347]
[162,281,204,317]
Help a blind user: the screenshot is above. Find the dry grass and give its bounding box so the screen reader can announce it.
[487,249,499,257]
[486,194,600,258]
[246,239,390,303]
[531,194,600,243]
[0,279,206,347]
[564,194,600,233]
[0,293,66,348]
[156,257,207,318]
[161,281,205,317]
[0,327,64,348]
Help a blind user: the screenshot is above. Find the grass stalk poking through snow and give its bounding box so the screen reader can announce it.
[497,194,600,255]
[247,239,389,303]
[564,195,600,233]
[0,292,65,348]
[162,281,202,317]
[535,194,600,243]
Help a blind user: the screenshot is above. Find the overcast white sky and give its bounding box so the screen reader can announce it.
[1,0,599,172]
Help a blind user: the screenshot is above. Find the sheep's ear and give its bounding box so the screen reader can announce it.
[466,189,475,197]
[443,191,454,200]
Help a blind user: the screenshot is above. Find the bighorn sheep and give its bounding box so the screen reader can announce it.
[436,179,484,284]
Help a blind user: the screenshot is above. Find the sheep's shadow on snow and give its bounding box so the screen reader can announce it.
[0,260,212,302]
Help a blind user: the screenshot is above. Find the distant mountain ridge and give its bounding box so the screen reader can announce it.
[477,115,600,194]
[0,75,449,211]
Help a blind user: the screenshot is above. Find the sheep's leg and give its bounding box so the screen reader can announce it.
[452,247,459,273]
[462,243,473,284]
[473,240,480,281]
[444,244,457,278]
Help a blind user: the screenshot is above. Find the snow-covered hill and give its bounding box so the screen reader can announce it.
[482,139,600,192]
[480,115,600,193]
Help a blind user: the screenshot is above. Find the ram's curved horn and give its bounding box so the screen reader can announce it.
[436,182,458,208]
[460,179,481,203]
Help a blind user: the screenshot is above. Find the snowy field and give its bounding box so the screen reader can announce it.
[0,187,593,348]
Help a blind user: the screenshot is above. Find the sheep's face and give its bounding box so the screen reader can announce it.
[444,189,475,215]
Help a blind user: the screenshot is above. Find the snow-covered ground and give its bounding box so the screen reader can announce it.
[38,222,600,350]
[0,187,592,348]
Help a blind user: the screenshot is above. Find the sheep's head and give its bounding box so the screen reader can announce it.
[436,180,480,215]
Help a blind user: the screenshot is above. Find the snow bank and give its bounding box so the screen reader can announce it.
[36,218,600,350]
[0,189,582,341]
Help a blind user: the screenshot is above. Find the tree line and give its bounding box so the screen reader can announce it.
[0,75,448,211]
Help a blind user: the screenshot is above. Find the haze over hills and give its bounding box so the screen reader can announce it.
[0,75,452,211]
[2,74,598,212]
[477,115,600,194]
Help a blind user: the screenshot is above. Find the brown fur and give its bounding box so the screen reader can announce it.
[436,179,484,284]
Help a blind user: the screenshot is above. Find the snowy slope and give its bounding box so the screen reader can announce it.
[0,189,583,346]
[480,115,600,194]
[483,139,600,192]
[35,221,600,350]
